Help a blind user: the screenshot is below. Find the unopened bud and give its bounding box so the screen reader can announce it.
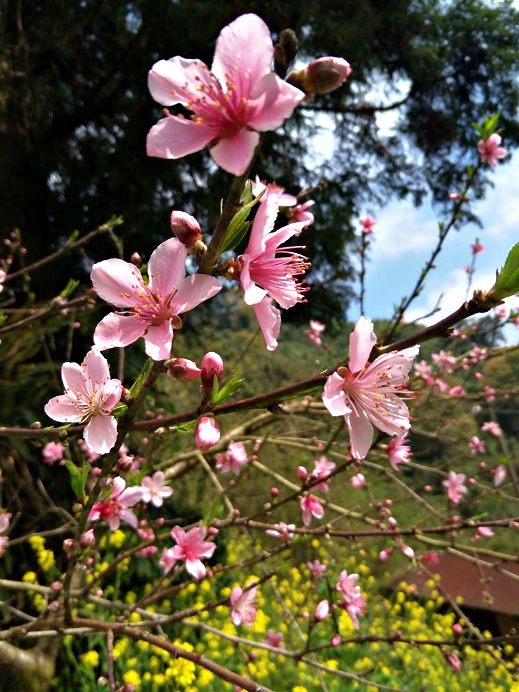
[117,454,135,473]
[130,252,142,266]
[170,211,203,249]
[195,416,220,452]
[80,529,96,549]
[200,352,224,390]
[287,57,351,97]
[166,357,202,382]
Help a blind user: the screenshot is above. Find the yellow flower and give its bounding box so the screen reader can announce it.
[80,650,100,668]
[109,529,126,548]
[29,535,45,551]
[123,670,141,687]
[22,572,38,583]
[38,549,55,572]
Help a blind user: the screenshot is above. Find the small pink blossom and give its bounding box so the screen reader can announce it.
[170,525,216,580]
[477,133,508,167]
[421,552,440,565]
[300,495,324,526]
[265,522,295,541]
[238,194,307,350]
[305,319,326,346]
[482,421,502,437]
[468,436,486,455]
[432,350,457,375]
[307,559,327,577]
[387,436,411,471]
[290,200,315,228]
[494,465,507,487]
[350,473,366,489]
[311,455,336,492]
[230,585,258,626]
[147,14,304,175]
[44,348,123,455]
[158,547,177,575]
[336,570,359,598]
[414,359,433,381]
[323,317,418,459]
[336,571,365,629]
[215,441,249,475]
[264,629,284,648]
[42,441,66,466]
[484,387,496,403]
[140,471,173,507]
[471,242,484,255]
[449,385,466,398]
[196,416,221,452]
[359,215,377,234]
[443,651,461,674]
[0,513,12,557]
[477,526,494,538]
[89,477,144,530]
[442,471,468,504]
[91,239,221,361]
[314,599,329,621]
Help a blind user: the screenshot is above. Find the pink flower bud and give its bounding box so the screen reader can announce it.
[401,545,415,560]
[443,651,461,673]
[50,581,63,591]
[379,548,393,562]
[196,416,220,452]
[314,599,330,621]
[271,487,279,498]
[288,57,351,96]
[387,517,398,529]
[331,634,342,647]
[170,211,203,249]
[297,465,308,480]
[130,252,142,266]
[350,473,366,489]
[80,529,96,549]
[167,357,202,382]
[200,352,224,390]
[452,623,463,638]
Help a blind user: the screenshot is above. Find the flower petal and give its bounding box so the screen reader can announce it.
[349,316,377,373]
[252,299,281,351]
[146,116,215,160]
[211,14,273,93]
[210,129,260,176]
[144,322,174,361]
[346,408,374,460]
[148,57,214,106]
[322,373,350,416]
[171,274,222,314]
[94,313,147,351]
[148,238,187,296]
[91,259,145,307]
[82,348,110,384]
[61,362,85,394]
[44,395,83,423]
[84,416,118,455]
[247,73,304,131]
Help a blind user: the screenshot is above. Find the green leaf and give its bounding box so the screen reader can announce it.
[219,187,265,254]
[67,230,80,243]
[59,278,80,299]
[491,242,519,300]
[0,312,6,327]
[64,460,89,500]
[212,372,244,405]
[111,403,128,418]
[129,358,153,398]
[203,498,224,524]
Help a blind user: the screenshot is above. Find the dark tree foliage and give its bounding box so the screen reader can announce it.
[1,0,518,321]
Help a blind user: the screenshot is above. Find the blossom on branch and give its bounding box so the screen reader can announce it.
[147,14,304,176]
[230,585,258,626]
[215,441,248,475]
[477,134,508,167]
[322,317,419,459]
[91,238,221,361]
[442,471,468,504]
[44,348,123,454]
[140,471,173,507]
[170,525,216,580]
[238,194,308,350]
[300,495,324,526]
[89,477,144,530]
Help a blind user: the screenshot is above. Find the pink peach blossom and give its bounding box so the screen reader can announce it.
[230,585,258,626]
[44,348,123,455]
[360,215,377,234]
[238,194,307,349]
[196,416,221,452]
[140,471,173,507]
[307,559,327,577]
[323,316,418,459]
[171,525,216,580]
[264,630,284,648]
[477,133,508,167]
[482,421,502,437]
[215,441,248,475]
[0,512,11,557]
[300,495,324,526]
[91,238,221,360]
[468,436,486,455]
[89,477,144,530]
[147,14,304,175]
[442,471,468,504]
[265,522,295,541]
[314,599,329,621]
[158,547,177,575]
[387,436,411,471]
[42,441,66,466]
